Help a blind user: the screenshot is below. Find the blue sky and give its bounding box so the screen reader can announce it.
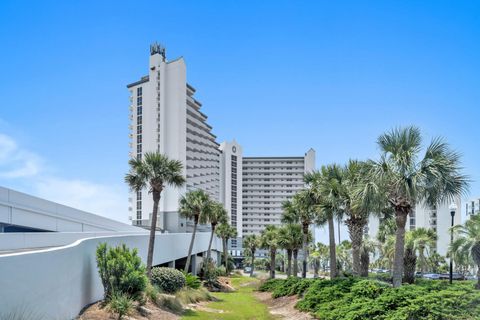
[0,1,479,223]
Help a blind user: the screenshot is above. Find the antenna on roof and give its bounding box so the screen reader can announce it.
[150,42,166,60]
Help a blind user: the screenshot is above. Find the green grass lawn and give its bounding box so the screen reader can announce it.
[181,275,276,320]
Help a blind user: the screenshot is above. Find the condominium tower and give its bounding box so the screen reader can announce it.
[127,44,220,232]
[242,150,316,236]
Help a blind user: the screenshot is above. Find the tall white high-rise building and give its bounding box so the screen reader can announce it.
[465,197,480,217]
[219,140,243,241]
[127,44,220,232]
[241,149,316,236]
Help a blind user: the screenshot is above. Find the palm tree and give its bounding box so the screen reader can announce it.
[360,237,375,277]
[450,214,480,289]
[179,190,212,273]
[305,165,344,279]
[215,223,237,273]
[282,190,316,278]
[260,225,279,279]
[125,152,185,279]
[278,223,303,277]
[243,234,260,277]
[410,228,437,274]
[204,202,228,263]
[364,126,469,287]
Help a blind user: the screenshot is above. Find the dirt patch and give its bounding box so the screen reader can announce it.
[77,301,179,320]
[189,301,228,314]
[255,291,314,320]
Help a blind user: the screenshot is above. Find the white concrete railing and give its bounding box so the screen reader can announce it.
[0,231,148,251]
[0,232,221,320]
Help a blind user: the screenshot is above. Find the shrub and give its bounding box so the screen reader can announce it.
[184,273,202,289]
[175,287,214,304]
[258,278,284,292]
[151,267,186,294]
[96,243,148,301]
[107,291,134,320]
[293,278,480,320]
[156,294,184,313]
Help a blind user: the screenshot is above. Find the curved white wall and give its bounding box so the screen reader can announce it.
[0,232,220,320]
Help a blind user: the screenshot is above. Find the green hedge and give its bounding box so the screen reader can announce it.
[261,277,480,320]
[151,267,186,293]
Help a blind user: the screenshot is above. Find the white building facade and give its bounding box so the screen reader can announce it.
[367,198,462,257]
[241,149,316,236]
[127,44,220,232]
[465,197,480,217]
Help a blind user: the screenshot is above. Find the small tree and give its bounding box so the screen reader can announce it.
[215,223,237,273]
[204,201,228,263]
[179,190,212,273]
[96,243,148,301]
[243,234,260,277]
[260,225,279,279]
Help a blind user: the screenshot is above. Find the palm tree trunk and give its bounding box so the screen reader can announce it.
[418,247,425,274]
[223,238,229,273]
[392,210,408,287]
[293,249,299,277]
[403,246,416,284]
[184,215,199,273]
[314,260,319,278]
[146,191,160,279]
[476,267,480,290]
[302,223,309,278]
[360,248,369,277]
[250,251,255,277]
[287,249,292,277]
[347,219,364,276]
[328,216,337,279]
[270,248,276,279]
[206,223,215,262]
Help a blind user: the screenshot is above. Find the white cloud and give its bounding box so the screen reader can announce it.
[0,132,129,223]
[0,134,42,178]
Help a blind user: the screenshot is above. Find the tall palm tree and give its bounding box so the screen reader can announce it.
[204,202,228,263]
[282,190,316,278]
[278,223,303,277]
[364,126,469,287]
[216,223,237,273]
[243,234,260,277]
[450,214,480,289]
[179,190,212,273]
[125,152,185,279]
[260,225,279,279]
[305,165,344,279]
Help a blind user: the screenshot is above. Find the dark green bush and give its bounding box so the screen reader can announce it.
[151,267,186,293]
[184,273,202,289]
[293,278,480,320]
[258,278,285,292]
[96,243,148,301]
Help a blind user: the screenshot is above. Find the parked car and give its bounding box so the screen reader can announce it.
[415,271,423,278]
[466,274,478,280]
[244,266,252,273]
[423,273,441,280]
[439,273,466,280]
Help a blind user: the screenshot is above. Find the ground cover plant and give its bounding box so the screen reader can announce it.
[260,277,480,320]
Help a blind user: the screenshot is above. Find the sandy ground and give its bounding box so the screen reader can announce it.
[77,301,179,320]
[255,291,314,320]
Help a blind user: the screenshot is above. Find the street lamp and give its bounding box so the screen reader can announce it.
[449,202,457,284]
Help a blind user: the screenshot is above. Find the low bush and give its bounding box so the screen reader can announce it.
[184,273,202,289]
[258,278,284,292]
[151,267,186,294]
[106,291,134,320]
[175,287,214,305]
[96,243,148,301]
[155,294,184,314]
[291,277,480,320]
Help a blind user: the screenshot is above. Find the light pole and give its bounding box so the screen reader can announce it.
[449,202,457,284]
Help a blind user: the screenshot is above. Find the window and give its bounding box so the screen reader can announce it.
[137,115,142,124]
[137,106,142,115]
[137,87,142,96]
[137,135,142,144]
[137,97,142,105]
[137,125,142,134]
[137,144,142,153]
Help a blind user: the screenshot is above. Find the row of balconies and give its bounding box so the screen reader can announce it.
[243,163,304,169]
